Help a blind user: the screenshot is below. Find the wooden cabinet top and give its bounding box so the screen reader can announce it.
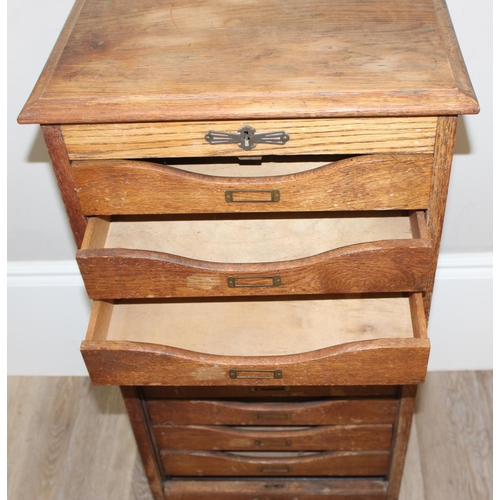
[19,0,479,124]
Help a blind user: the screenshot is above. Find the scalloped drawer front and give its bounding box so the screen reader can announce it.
[77,212,431,299]
[148,399,398,426]
[80,294,429,386]
[71,154,433,215]
[153,424,394,451]
[161,450,391,477]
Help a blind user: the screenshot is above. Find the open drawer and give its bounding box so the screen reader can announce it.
[77,211,432,299]
[80,293,429,386]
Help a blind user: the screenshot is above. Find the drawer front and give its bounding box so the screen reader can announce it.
[77,212,432,299]
[81,294,429,386]
[163,479,388,499]
[147,399,398,426]
[141,385,400,399]
[154,424,393,451]
[161,450,391,477]
[61,117,437,159]
[71,154,433,215]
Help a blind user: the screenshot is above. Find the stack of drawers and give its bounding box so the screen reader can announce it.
[18,0,478,498]
[147,387,398,477]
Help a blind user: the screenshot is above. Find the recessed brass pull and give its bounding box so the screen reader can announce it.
[254,412,291,421]
[227,275,281,288]
[255,439,292,447]
[225,189,280,203]
[258,466,292,473]
[229,369,283,379]
[250,386,290,392]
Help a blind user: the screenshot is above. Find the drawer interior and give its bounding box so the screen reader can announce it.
[77,211,431,299]
[100,212,414,263]
[100,295,415,356]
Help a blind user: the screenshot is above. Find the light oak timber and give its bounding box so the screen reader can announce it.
[16,0,481,496]
[423,116,458,317]
[61,118,438,159]
[432,0,478,102]
[147,399,398,426]
[153,424,394,451]
[80,339,430,387]
[71,155,434,215]
[17,0,478,124]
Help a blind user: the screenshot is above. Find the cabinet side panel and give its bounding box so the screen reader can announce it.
[41,125,87,247]
[424,116,457,317]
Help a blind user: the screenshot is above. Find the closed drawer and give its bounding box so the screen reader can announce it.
[154,424,393,451]
[77,211,431,299]
[61,117,438,159]
[71,154,433,215]
[163,479,388,499]
[148,399,397,426]
[161,450,390,477]
[141,385,400,399]
[80,293,429,386]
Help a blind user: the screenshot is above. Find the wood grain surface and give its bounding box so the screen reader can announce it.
[71,154,434,214]
[153,423,394,451]
[61,118,438,158]
[161,449,391,476]
[7,372,491,499]
[147,399,398,426]
[18,0,478,124]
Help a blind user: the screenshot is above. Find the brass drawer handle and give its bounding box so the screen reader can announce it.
[225,189,280,203]
[205,125,290,151]
[227,275,282,288]
[258,466,292,473]
[255,439,292,447]
[229,369,283,379]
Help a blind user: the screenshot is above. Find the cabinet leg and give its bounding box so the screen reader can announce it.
[121,386,165,500]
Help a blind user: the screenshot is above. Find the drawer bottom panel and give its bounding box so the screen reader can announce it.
[164,478,388,499]
[162,450,390,477]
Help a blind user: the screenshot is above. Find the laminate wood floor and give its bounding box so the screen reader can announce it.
[7,372,492,500]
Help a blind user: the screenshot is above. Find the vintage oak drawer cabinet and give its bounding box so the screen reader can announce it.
[19,0,479,498]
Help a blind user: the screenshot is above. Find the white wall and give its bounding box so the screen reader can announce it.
[7,0,493,374]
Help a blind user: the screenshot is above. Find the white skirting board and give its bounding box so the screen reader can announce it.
[7,254,493,375]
